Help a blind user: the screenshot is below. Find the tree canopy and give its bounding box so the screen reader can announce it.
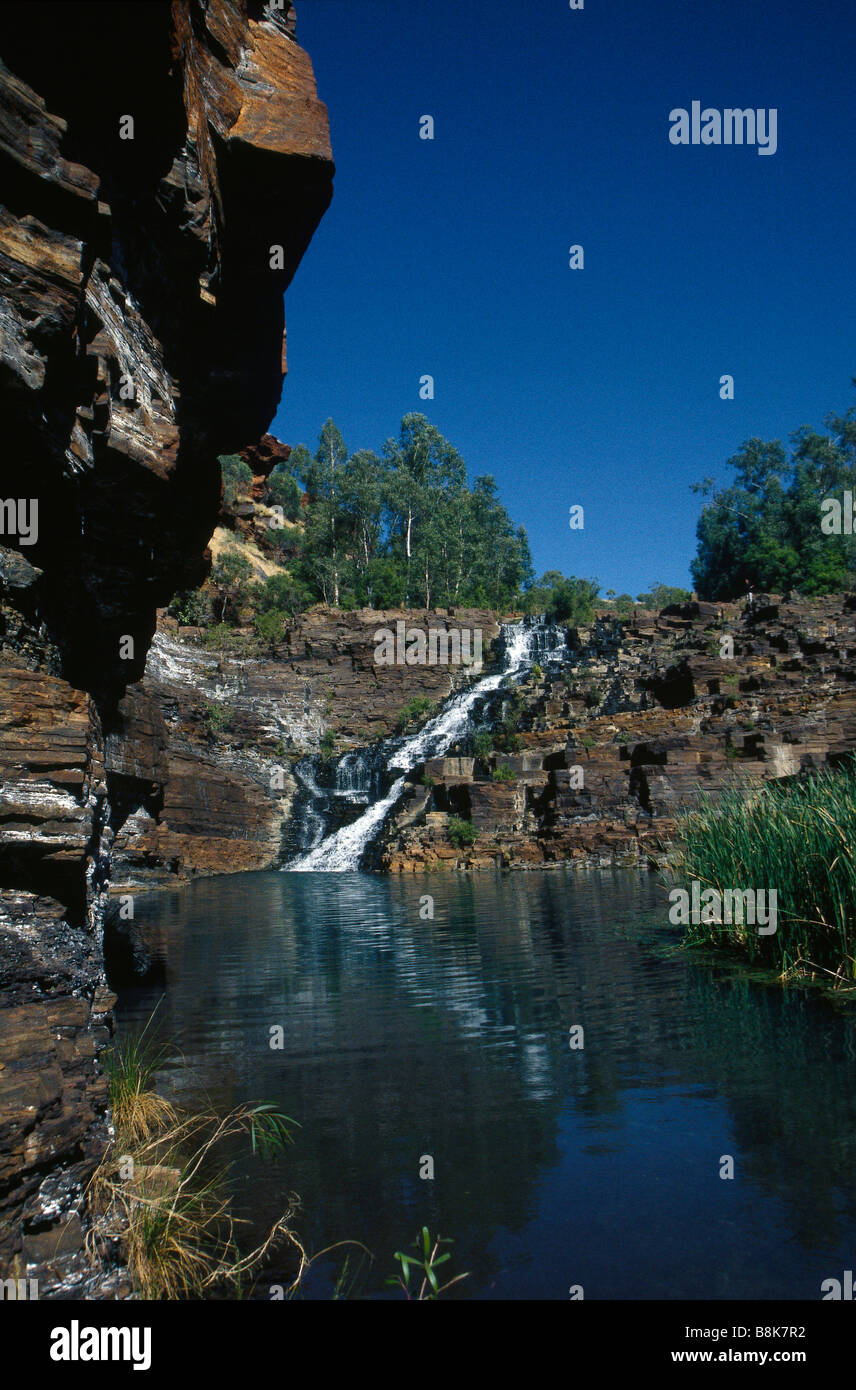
[691,383,856,600]
[284,413,536,611]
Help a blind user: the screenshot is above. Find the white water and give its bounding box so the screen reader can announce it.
[293,759,328,851]
[287,622,536,872]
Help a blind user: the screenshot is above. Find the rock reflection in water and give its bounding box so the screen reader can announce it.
[117,868,856,1299]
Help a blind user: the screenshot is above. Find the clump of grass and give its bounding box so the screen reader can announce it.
[667,757,856,983]
[491,763,515,783]
[90,1012,305,1299]
[396,696,433,733]
[105,1005,177,1144]
[447,815,477,849]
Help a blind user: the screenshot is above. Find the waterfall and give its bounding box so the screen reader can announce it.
[333,750,374,805]
[292,758,328,851]
[286,621,538,873]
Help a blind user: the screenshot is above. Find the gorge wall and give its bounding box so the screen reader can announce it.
[379,595,856,870]
[103,591,856,900]
[107,608,502,896]
[0,1,333,1292]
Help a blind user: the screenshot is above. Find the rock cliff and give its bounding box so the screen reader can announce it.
[0,1,332,1293]
[107,607,502,894]
[379,596,856,870]
[105,592,856,896]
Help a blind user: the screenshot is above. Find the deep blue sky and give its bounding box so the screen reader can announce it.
[273,0,855,597]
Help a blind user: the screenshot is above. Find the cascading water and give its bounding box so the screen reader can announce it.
[292,758,329,851]
[333,750,375,805]
[287,621,540,872]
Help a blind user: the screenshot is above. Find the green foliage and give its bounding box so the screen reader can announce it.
[319,730,336,759]
[447,815,477,848]
[246,1103,298,1161]
[219,454,253,508]
[521,570,600,623]
[254,609,285,651]
[202,701,233,735]
[285,414,534,611]
[168,589,209,627]
[470,730,493,759]
[610,593,637,617]
[387,1227,470,1300]
[669,757,856,984]
[494,686,525,752]
[691,384,856,599]
[210,547,254,623]
[255,571,313,620]
[491,762,515,783]
[265,529,301,567]
[496,731,522,753]
[636,583,693,611]
[395,695,433,733]
[201,622,236,651]
[530,663,543,681]
[266,467,302,521]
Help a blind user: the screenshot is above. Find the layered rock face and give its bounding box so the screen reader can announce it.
[0,1,332,1292]
[379,596,856,870]
[108,608,502,892]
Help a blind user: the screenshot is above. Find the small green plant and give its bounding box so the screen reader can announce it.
[202,701,234,735]
[497,732,522,753]
[395,696,433,733]
[421,773,435,788]
[470,730,493,759]
[722,673,740,689]
[386,1227,470,1300]
[201,623,237,652]
[578,732,595,750]
[319,730,336,759]
[168,589,209,627]
[219,453,254,508]
[448,815,477,848]
[530,663,543,681]
[254,609,285,652]
[491,763,515,783]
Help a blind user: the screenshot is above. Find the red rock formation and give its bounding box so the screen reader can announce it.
[240,432,293,501]
[380,596,856,871]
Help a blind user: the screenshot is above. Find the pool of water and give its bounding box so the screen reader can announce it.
[116,867,856,1299]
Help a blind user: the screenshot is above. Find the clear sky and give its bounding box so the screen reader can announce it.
[272,0,856,597]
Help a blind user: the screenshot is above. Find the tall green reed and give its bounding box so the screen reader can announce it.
[668,757,856,982]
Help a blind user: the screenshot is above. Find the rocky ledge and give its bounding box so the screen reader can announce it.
[378,595,856,871]
[107,607,501,892]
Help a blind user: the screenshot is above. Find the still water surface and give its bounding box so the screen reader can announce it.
[117,869,856,1299]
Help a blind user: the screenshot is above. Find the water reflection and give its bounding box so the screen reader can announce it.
[116,868,856,1299]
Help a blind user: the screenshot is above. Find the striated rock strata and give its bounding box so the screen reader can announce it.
[379,596,856,871]
[0,1,332,1293]
[108,607,502,891]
